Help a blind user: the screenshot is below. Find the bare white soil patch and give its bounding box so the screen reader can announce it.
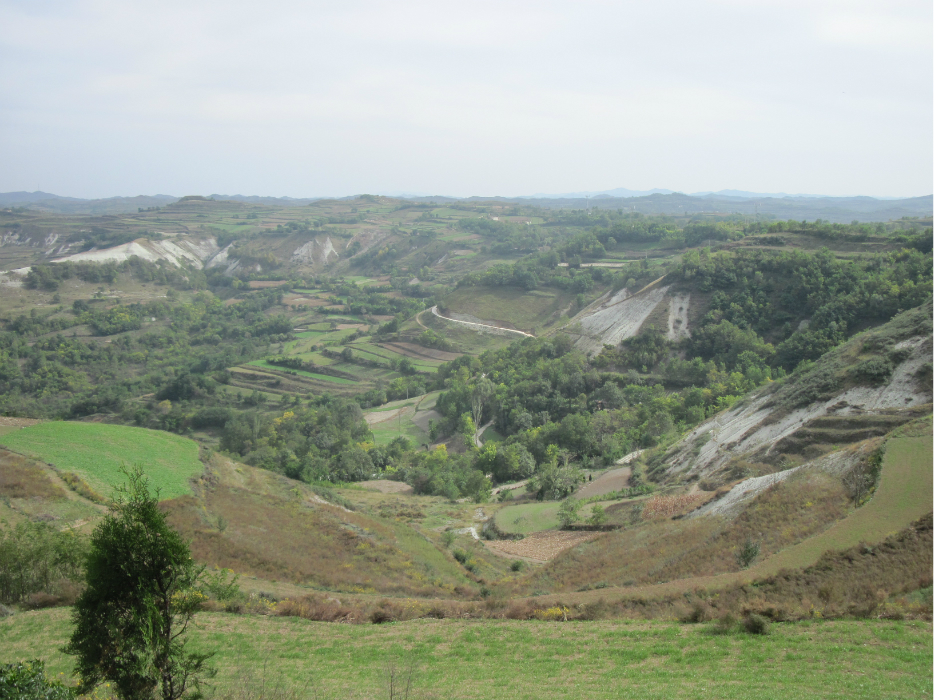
[0,271,24,287]
[664,333,932,479]
[691,466,802,518]
[667,292,691,340]
[573,285,670,354]
[692,442,877,519]
[52,236,220,269]
[290,236,338,266]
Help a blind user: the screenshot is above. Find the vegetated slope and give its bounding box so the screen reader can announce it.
[753,427,933,577]
[506,297,933,597]
[657,300,933,484]
[512,419,931,598]
[161,455,478,597]
[0,422,203,500]
[0,447,103,529]
[0,439,490,600]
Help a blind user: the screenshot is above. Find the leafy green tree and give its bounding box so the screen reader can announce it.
[557,498,582,528]
[64,467,213,700]
[588,504,608,528]
[0,521,85,604]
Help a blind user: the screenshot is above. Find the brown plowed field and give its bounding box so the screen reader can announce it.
[484,530,602,562]
[357,479,414,494]
[248,280,290,288]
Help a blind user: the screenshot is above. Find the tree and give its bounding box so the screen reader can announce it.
[64,467,213,700]
[588,504,608,528]
[470,377,495,432]
[557,498,581,528]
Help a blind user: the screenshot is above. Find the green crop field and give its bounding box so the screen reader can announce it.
[495,501,561,535]
[0,422,202,500]
[1,610,930,700]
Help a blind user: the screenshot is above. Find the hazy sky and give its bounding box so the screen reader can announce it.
[1,0,931,199]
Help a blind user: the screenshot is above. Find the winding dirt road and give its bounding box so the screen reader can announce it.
[430,306,534,338]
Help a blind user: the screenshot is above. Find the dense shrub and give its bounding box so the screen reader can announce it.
[0,660,75,700]
[0,522,86,605]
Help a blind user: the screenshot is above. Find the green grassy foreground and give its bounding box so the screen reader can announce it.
[1,609,930,699]
[0,422,202,500]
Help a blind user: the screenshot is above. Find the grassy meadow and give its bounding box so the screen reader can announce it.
[495,501,561,535]
[1,609,930,700]
[0,422,202,500]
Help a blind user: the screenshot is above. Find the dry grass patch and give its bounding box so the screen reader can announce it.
[162,480,473,597]
[0,449,67,501]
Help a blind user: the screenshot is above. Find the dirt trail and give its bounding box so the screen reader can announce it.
[492,479,531,495]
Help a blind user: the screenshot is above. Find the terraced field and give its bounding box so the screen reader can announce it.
[245,360,357,384]
[443,286,580,334]
[364,392,441,445]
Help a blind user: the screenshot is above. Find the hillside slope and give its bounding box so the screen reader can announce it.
[658,301,932,484]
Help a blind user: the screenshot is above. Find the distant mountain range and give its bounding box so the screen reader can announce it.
[519,187,900,200]
[2,189,931,224]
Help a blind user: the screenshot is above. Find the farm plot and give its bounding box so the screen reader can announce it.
[245,360,357,384]
[0,422,202,500]
[485,530,602,562]
[283,295,331,307]
[350,343,440,372]
[379,341,461,362]
[443,286,575,334]
[357,479,414,494]
[575,466,632,499]
[363,392,440,445]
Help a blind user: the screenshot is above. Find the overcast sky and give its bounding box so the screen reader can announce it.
[1,0,931,199]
